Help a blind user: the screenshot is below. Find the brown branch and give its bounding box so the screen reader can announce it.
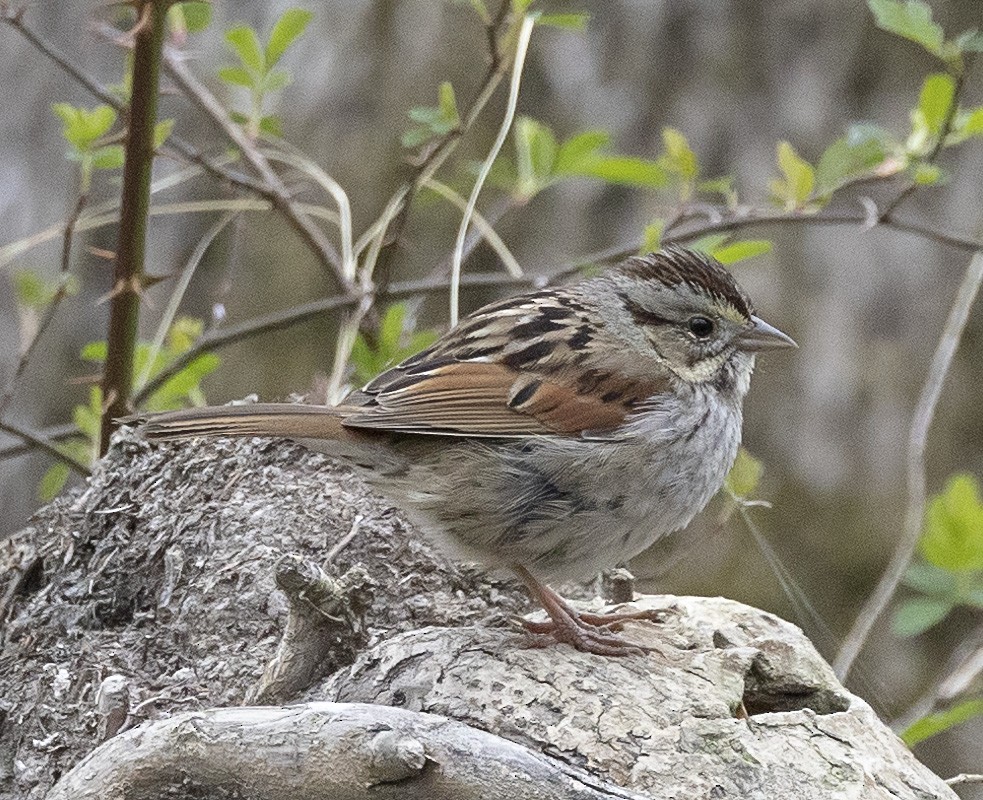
[0,194,87,417]
[878,71,966,222]
[0,6,270,198]
[130,270,535,407]
[161,47,348,286]
[99,0,169,454]
[370,0,514,293]
[0,420,90,476]
[0,422,81,461]
[46,702,649,800]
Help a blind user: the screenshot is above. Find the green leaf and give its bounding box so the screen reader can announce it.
[147,354,220,411]
[179,2,212,32]
[553,130,610,175]
[263,69,292,93]
[725,448,764,499]
[688,233,731,254]
[947,107,983,145]
[639,220,664,255]
[73,389,102,440]
[902,699,983,747]
[921,474,983,572]
[259,115,283,137]
[401,126,433,149]
[14,270,78,308]
[698,176,737,204]
[379,304,408,351]
[902,562,958,597]
[815,133,888,195]
[514,116,558,198]
[438,81,460,127]
[660,127,699,181]
[912,162,943,185]
[91,145,125,170]
[867,0,945,58]
[892,597,953,636]
[266,9,314,68]
[80,341,108,363]
[917,73,956,137]
[38,462,70,503]
[166,317,206,354]
[153,119,174,150]
[566,155,668,188]
[226,25,264,73]
[711,239,773,265]
[51,103,117,151]
[537,13,589,31]
[218,66,255,89]
[403,83,461,148]
[770,141,815,209]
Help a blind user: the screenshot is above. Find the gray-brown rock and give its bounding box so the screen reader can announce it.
[0,428,956,799]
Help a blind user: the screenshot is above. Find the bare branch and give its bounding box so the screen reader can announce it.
[878,72,966,223]
[0,6,269,198]
[130,270,536,407]
[161,47,350,286]
[99,0,169,454]
[46,702,649,800]
[0,422,78,461]
[0,420,90,476]
[0,194,86,417]
[834,251,983,681]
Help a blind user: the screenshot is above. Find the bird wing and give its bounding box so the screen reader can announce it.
[341,294,668,438]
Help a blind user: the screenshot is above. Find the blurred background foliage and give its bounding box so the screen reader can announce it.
[1,0,982,788]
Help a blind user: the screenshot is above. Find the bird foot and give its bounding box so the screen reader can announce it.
[521,606,667,657]
[521,616,653,657]
[510,564,669,657]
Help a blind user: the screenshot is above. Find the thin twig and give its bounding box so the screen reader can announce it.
[324,514,363,563]
[834,251,983,681]
[0,6,269,198]
[946,774,983,787]
[0,194,87,417]
[423,180,523,278]
[0,420,90,476]
[568,207,983,273]
[160,47,349,286]
[370,0,515,294]
[450,14,535,326]
[878,71,966,223]
[0,422,78,460]
[135,211,237,392]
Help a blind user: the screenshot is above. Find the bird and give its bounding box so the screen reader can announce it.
[132,246,796,656]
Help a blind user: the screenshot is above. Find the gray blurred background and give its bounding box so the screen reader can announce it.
[1,0,982,786]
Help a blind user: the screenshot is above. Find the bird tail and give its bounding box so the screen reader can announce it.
[125,403,355,442]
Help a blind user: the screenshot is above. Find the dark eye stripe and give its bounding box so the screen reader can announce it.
[618,294,673,328]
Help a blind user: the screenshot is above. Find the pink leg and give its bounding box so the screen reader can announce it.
[512,564,665,657]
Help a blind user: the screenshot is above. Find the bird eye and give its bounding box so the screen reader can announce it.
[687,316,714,338]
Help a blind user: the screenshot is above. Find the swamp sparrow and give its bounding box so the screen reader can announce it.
[135,246,795,655]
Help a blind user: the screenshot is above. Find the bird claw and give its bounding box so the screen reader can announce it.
[520,608,666,657]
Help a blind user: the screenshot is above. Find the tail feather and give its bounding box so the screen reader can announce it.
[126,403,356,441]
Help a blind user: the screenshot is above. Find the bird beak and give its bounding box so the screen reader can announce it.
[738,315,797,352]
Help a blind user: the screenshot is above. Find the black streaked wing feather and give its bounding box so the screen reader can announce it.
[341,292,667,438]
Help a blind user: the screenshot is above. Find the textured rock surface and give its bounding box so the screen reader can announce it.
[325,598,953,799]
[0,428,957,799]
